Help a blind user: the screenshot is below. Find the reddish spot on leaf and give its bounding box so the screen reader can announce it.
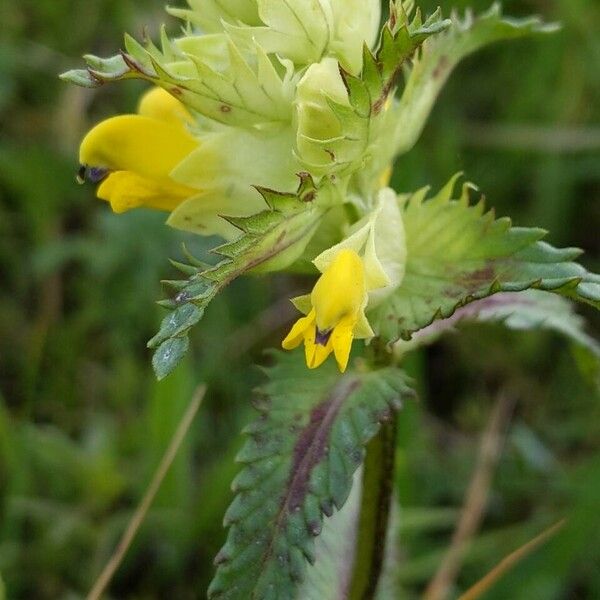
[287,378,360,511]
[457,264,497,293]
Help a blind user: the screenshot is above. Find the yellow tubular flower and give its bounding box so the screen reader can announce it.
[282,249,368,373]
[78,87,199,213]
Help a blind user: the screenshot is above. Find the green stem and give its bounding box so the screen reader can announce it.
[348,417,397,600]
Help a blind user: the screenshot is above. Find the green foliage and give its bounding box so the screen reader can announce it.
[398,290,600,360]
[208,352,413,599]
[302,3,450,176]
[371,175,600,343]
[149,175,326,379]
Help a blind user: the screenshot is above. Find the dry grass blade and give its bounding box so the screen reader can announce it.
[423,392,516,600]
[86,385,206,600]
[458,520,566,600]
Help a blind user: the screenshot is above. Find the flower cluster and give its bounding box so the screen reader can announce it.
[71,0,417,371]
[66,1,563,377]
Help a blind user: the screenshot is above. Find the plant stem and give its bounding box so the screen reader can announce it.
[348,417,397,600]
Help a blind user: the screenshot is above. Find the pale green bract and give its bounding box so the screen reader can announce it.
[61,1,449,239]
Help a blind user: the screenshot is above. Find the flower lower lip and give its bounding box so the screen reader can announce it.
[315,327,332,346]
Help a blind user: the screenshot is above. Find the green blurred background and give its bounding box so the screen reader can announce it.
[0,1,598,598]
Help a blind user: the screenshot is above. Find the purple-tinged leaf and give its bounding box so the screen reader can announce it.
[208,352,414,600]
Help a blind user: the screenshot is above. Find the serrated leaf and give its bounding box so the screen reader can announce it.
[375,7,450,101]
[370,177,600,344]
[397,290,600,358]
[296,5,450,177]
[207,352,414,600]
[297,469,362,599]
[149,177,327,379]
[392,3,558,155]
[148,303,204,348]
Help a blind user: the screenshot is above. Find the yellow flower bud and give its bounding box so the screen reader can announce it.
[311,249,366,332]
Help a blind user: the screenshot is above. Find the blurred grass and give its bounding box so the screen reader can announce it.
[0,0,599,598]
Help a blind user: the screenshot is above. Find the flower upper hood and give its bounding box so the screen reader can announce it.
[78,87,199,213]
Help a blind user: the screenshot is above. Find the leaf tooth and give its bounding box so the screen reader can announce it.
[235,436,283,464]
[327,444,352,509]
[168,259,198,276]
[213,545,232,566]
[231,464,262,493]
[161,278,188,291]
[253,185,292,211]
[302,493,322,538]
[289,546,308,582]
[178,244,209,269]
[119,50,155,78]
[320,497,334,518]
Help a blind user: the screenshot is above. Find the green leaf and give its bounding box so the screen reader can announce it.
[395,290,600,358]
[207,351,414,600]
[304,5,449,177]
[370,176,600,345]
[368,5,451,107]
[297,470,362,599]
[295,4,450,178]
[149,175,327,380]
[392,3,559,155]
[152,337,190,381]
[226,0,332,65]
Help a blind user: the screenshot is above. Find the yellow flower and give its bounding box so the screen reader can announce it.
[282,249,373,373]
[78,87,199,213]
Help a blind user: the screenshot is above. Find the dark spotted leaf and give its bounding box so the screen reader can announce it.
[207,352,414,600]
